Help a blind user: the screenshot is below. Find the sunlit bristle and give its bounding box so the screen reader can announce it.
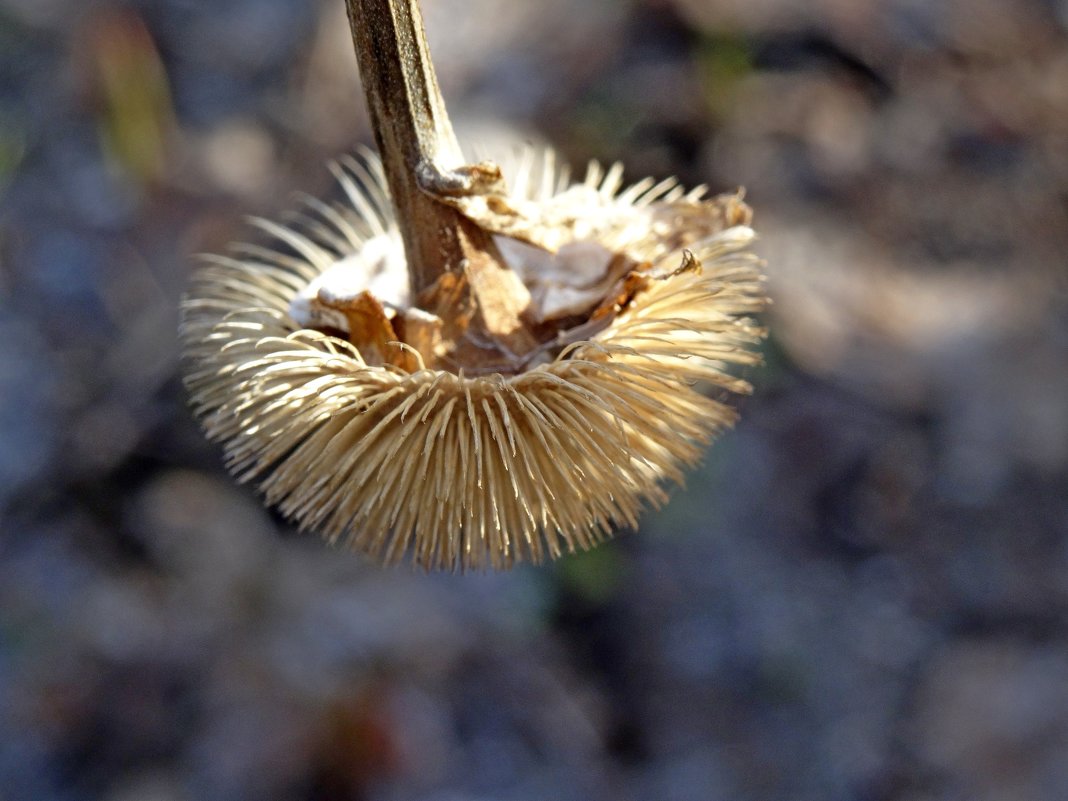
[180,148,767,571]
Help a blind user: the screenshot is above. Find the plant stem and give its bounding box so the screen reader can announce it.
[344,0,538,364]
[344,0,492,296]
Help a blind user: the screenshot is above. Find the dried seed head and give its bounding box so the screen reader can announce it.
[181,149,767,570]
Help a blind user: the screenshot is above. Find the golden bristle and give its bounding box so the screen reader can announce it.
[181,150,766,570]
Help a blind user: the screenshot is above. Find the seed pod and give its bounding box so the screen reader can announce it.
[181,149,766,570]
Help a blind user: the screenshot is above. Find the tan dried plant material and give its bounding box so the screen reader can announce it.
[181,149,767,570]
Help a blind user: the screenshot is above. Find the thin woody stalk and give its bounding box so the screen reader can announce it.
[344,0,500,297]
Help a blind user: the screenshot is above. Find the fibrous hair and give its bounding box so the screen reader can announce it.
[181,149,766,570]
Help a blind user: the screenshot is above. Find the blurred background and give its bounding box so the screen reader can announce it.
[1,0,1067,799]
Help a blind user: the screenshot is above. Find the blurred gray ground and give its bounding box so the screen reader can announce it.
[1,0,1067,800]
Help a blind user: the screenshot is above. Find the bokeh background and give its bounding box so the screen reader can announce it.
[2,0,1068,799]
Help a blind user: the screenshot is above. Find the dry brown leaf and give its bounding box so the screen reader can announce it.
[317,289,409,369]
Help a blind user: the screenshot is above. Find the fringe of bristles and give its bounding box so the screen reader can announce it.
[180,150,766,570]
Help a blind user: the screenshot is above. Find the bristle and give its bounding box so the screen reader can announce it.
[181,149,767,571]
